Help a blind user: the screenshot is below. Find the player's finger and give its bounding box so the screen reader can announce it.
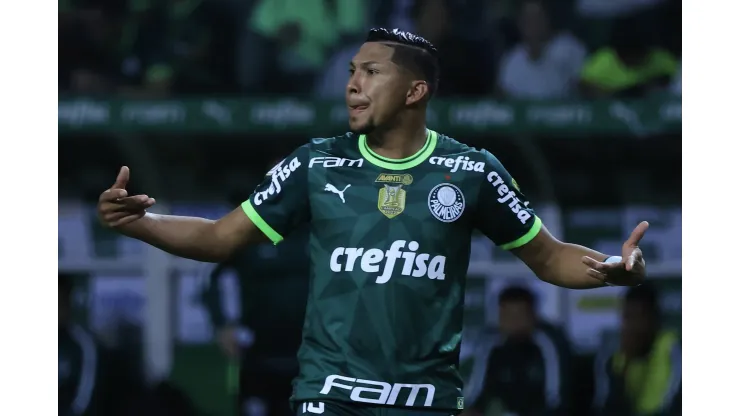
[581,256,601,269]
[583,256,624,273]
[582,256,613,271]
[100,188,128,202]
[111,166,130,189]
[625,254,634,271]
[587,268,607,282]
[100,200,141,214]
[624,221,650,247]
[621,246,644,271]
[625,249,637,271]
[101,197,155,217]
[118,195,155,208]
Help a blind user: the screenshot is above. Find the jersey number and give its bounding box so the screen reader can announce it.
[302,402,325,414]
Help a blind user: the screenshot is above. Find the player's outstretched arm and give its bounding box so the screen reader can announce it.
[475,150,647,289]
[97,167,267,263]
[511,221,649,289]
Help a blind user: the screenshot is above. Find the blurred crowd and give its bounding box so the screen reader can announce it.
[458,284,680,416]
[59,0,681,99]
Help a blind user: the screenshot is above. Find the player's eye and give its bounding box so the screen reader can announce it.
[348,68,355,75]
[366,69,378,75]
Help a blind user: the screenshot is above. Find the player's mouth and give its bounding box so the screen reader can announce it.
[348,104,369,116]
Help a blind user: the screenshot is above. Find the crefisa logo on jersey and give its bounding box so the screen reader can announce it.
[329,239,446,283]
[375,173,413,219]
[428,183,465,223]
[254,157,301,206]
[429,156,485,173]
[487,171,531,224]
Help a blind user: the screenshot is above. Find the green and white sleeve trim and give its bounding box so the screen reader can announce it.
[241,200,284,245]
[499,216,543,250]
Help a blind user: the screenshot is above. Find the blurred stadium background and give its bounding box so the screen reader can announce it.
[58,0,681,415]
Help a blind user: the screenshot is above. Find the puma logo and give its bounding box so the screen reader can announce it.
[324,183,351,203]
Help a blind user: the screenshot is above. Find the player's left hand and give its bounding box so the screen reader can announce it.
[582,221,649,287]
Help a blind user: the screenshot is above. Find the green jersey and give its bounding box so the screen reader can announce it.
[242,130,542,412]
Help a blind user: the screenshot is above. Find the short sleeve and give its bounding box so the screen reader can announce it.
[475,151,542,250]
[241,145,310,245]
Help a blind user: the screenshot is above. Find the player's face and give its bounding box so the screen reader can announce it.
[498,301,535,339]
[346,42,411,134]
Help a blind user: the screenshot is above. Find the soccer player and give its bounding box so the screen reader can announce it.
[97,28,648,416]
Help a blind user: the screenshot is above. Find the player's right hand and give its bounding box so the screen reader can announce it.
[97,166,156,228]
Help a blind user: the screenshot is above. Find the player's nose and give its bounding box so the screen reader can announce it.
[346,73,361,95]
[346,81,359,97]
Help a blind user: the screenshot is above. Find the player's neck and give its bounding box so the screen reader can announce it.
[366,123,428,160]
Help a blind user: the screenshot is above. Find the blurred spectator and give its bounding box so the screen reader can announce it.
[476,0,572,61]
[574,0,677,53]
[464,286,571,416]
[235,0,278,93]
[592,285,681,416]
[579,19,677,98]
[497,0,586,100]
[373,0,416,32]
[413,0,493,97]
[316,0,492,98]
[59,274,102,416]
[110,0,177,97]
[247,0,367,94]
[59,0,234,95]
[134,0,238,95]
[58,0,131,93]
[203,212,309,416]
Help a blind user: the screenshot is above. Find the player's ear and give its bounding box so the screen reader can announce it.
[406,81,429,106]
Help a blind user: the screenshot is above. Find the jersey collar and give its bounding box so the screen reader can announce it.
[358,129,438,171]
